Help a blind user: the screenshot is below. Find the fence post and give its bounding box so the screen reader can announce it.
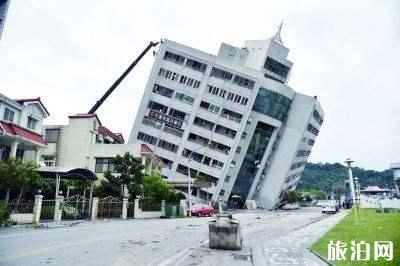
[33,195,43,224]
[122,198,128,219]
[180,199,187,217]
[134,199,140,219]
[91,197,98,220]
[54,196,63,222]
[161,200,166,216]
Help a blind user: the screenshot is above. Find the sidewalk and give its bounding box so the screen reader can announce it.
[252,211,348,265]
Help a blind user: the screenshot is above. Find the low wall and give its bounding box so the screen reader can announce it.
[10,213,34,224]
[137,210,163,219]
[361,195,400,209]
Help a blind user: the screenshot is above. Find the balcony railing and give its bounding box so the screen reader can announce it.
[163,124,184,137]
[142,117,162,129]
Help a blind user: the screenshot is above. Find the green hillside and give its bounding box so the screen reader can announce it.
[297,162,394,191]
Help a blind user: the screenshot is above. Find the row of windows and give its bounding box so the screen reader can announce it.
[187,132,231,154]
[210,67,233,81]
[164,50,208,74]
[179,75,201,88]
[207,85,249,105]
[252,87,292,122]
[3,108,38,130]
[193,116,237,139]
[285,173,300,184]
[232,75,255,90]
[176,164,218,185]
[175,92,195,105]
[307,123,319,136]
[263,57,290,79]
[296,150,311,157]
[313,110,324,125]
[290,161,307,170]
[148,110,183,128]
[164,51,185,65]
[199,100,243,123]
[182,148,224,169]
[137,131,178,153]
[185,58,207,73]
[152,84,174,98]
[159,68,179,81]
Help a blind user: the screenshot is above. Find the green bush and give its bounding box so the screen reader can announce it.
[0,202,10,225]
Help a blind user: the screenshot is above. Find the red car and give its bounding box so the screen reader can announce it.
[190,203,214,217]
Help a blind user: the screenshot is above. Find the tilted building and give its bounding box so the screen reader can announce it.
[128,33,324,209]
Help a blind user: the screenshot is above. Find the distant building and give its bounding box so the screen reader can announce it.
[128,31,324,209]
[0,93,49,162]
[360,186,392,199]
[390,162,400,196]
[0,0,10,40]
[41,114,164,177]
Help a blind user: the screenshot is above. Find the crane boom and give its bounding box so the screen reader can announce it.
[88,41,159,114]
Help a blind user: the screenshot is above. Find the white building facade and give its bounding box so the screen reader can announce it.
[41,114,164,178]
[0,93,49,162]
[390,162,400,196]
[128,35,324,209]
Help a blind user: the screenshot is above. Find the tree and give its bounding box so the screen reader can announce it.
[95,152,145,199]
[142,172,173,205]
[334,183,346,206]
[284,191,300,203]
[0,158,44,200]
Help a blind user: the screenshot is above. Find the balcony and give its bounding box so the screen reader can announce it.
[163,124,184,137]
[142,117,162,130]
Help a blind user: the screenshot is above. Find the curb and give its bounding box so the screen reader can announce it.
[308,248,335,266]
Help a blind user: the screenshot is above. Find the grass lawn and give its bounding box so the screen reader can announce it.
[311,209,400,265]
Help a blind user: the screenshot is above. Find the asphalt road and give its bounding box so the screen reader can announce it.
[0,208,346,265]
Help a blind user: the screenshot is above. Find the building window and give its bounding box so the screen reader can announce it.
[219,189,225,196]
[231,122,274,200]
[185,58,207,73]
[168,108,186,120]
[211,159,224,169]
[233,75,255,89]
[263,57,290,79]
[313,110,324,125]
[252,87,292,122]
[27,117,38,130]
[210,67,233,81]
[157,139,178,153]
[193,116,214,131]
[199,101,220,114]
[159,68,179,81]
[45,129,60,143]
[179,75,201,88]
[152,84,174,98]
[235,147,242,154]
[163,51,185,64]
[214,124,237,139]
[148,100,168,114]
[95,158,115,173]
[175,92,194,105]
[221,108,243,123]
[307,123,319,136]
[3,108,14,122]
[137,132,158,145]
[225,175,231,182]
[42,156,56,167]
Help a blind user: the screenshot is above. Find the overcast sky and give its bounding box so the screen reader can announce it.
[1,0,399,170]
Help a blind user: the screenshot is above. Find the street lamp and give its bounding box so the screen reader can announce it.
[344,158,356,205]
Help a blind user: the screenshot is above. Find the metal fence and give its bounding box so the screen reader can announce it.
[40,200,56,221]
[127,202,135,219]
[5,199,34,214]
[62,195,90,220]
[140,202,161,212]
[97,196,123,219]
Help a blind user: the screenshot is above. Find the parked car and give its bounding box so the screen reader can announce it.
[281,203,299,210]
[322,203,337,214]
[190,203,214,217]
